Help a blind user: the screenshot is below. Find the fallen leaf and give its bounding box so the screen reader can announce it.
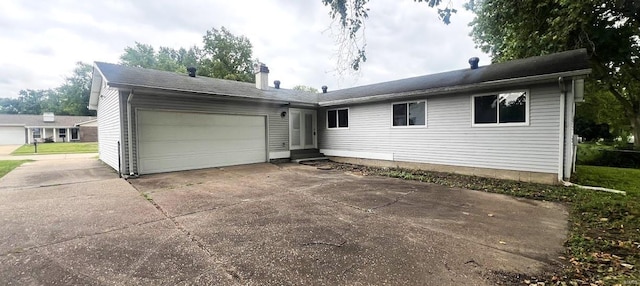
[488,214,494,217]
[599,218,609,222]
[499,241,506,245]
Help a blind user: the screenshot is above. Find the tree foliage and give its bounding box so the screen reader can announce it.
[0,62,95,116]
[467,0,640,147]
[292,85,319,93]
[321,0,456,72]
[120,27,255,83]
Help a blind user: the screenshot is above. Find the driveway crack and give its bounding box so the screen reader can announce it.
[126,181,213,257]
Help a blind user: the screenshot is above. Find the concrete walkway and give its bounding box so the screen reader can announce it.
[0,145,21,155]
[0,153,98,161]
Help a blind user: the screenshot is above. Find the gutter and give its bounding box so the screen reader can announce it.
[318,69,592,107]
[107,83,318,108]
[127,91,135,176]
[558,77,566,182]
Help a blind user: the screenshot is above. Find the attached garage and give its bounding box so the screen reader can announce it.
[136,110,267,174]
[0,126,26,145]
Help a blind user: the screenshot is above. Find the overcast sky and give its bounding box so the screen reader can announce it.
[0,0,491,98]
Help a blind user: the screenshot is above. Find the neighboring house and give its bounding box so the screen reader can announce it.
[0,113,97,145]
[89,49,590,184]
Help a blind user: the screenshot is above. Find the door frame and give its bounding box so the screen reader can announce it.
[288,108,317,150]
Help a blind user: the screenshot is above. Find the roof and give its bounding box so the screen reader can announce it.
[320,49,591,104]
[0,114,97,127]
[92,49,590,107]
[93,62,319,104]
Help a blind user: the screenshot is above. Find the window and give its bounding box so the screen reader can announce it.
[327,108,348,129]
[71,128,79,140]
[392,101,426,126]
[473,91,528,125]
[58,128,66,135]
[32,128,41,139]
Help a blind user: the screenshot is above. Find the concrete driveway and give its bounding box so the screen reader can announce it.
[0,160,568,285]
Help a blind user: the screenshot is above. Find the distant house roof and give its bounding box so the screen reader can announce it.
[0,114,96,127]
[93,62,319,105]
[91,49,590,108]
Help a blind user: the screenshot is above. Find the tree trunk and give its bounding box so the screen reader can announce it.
[631,113,640,149]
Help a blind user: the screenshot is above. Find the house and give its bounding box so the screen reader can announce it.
[0,113,97,145]
[89,49,590,184]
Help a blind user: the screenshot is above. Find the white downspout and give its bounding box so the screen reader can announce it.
[127,91,135,176]
[557,77,566,183]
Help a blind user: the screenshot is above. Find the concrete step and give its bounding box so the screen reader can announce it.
[293,157,330,163]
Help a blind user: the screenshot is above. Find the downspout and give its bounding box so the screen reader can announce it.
[127,91,135,176]
[557,77,566,183]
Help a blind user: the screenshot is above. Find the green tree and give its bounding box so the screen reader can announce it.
[292,85,319,93]
[56,62,95,116]
[119,27,255,83]
[199,27,255,82]
[466,0,640,147]
[321,0,456,71]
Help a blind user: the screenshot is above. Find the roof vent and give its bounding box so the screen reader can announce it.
[321,86,328,93]
[274,80,281,89]
[187,67,197,77]
[469,57,480,69]
[43,112,55,122]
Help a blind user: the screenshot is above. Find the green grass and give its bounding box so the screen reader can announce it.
[573,165,640,195]
[11,142,98,155]
[330,163,640,284]
[0,160,30,178]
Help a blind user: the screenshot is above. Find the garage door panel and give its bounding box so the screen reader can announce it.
[139,125,263,142]
[0,126,26,145]
[139,140,265,157]
[137,110,267,174]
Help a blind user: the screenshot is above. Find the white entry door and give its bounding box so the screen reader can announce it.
[289,108,317,150]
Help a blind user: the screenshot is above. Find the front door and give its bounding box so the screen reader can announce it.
[289,108,317,150]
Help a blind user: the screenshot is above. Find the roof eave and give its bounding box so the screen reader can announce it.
[107,82,319,107]
[318,69,592,107]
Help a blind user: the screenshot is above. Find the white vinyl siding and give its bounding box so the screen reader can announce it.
[319,84,561,174]
[97,87,121,171]
[127,92,289,174]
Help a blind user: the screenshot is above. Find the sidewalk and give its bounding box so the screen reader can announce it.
[0,153,98,161]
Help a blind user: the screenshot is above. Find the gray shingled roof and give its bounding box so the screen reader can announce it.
[94,49,590,106]
[319,49,591,103]
[0,114,96,127]
[94,62,319,104]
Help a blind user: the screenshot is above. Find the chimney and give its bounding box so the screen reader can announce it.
[254,62,269,90]
[468,57,480,69]
[43,112,55,122]
[274,80,281,89]
[187,67,197,77]
[321,86,328,93]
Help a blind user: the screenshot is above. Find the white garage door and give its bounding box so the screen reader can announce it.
[0,126,25,145]
[137,110,266,174]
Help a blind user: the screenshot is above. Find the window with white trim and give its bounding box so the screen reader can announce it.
[473,91,528,125]
[327,108,348,129]
[392,101,426,126]
[32,128,41,139]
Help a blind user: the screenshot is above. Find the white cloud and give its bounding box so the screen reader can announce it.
[0,0,489,98]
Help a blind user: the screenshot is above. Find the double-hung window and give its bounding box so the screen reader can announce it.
[392,101,426,127]
[32,128,41,139]
[473,91,528,126]
[327,108,348,129]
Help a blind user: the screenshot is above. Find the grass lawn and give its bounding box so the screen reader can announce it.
[0,160,30,178]
[11,142,98,155]
[329,163,640,285]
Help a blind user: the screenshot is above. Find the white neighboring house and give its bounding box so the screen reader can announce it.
[0,113,97,145]
[89,49,590,184]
